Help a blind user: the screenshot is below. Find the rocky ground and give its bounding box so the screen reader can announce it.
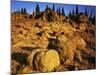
[11,8,96,74]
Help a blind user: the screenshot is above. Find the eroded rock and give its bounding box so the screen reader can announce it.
[27,49,60,72]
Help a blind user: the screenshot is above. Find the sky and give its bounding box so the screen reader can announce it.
[11,0,96,16]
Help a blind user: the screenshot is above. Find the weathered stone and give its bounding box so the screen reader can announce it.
[68,36,86,50]
[57,35,86,62]
[21,66,33,74]
[76,37,86,49]
[38,49,60,72]
[27,49,60,72]
[27,49,46,67]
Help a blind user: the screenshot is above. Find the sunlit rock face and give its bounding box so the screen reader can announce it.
[11,3,96,74]
[27,49,60,72]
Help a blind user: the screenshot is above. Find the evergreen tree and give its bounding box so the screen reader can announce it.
[89,10,93,18]
[23,8,27,14]
[76,5,79,14]
[75,5,80,22]
[85,6,88,15]
[62,7,66,16]
[89,9,93,23]
[52,4,55,11]
[21,8,24,14]
[58,7,61,15]
[17,8,20,14]
[92,15,96,25]
[56,7,61,15]
[35,4,41,19]
[69,11,72,17]
[32,9,34,15]
[72,9,75,15]
[21,8,27,14]
[36,4,40,13]
[69,10,74,20]
[46,5,49,10]
[56,7,59,14]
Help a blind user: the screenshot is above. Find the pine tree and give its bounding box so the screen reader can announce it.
[75,5,80,22]
[52,4,55,11]
[58,7,61,15]
[17,8,20,14]
[92,15,96,25]
[69,10,74,20]
[89,9,96,25]
[89,10,92,22]
[72,9,75,15]
[90,10,93,18]
[35,4,41,19]
[23,8,27,14]
[76,5,79,14]
[69,11,72,17]
[21,8,24,14]
[62,7,66,16]
[36,4,40,13]
[85,6,88,16]
[56,7,59,14]
[21,8,27,14]
[46,5,49,10]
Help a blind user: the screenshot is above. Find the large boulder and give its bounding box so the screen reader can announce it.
[68,36,86,50]
[27,49,60,72]
[27,49,46,67]
[57,35,86,62]
[64,36,86,61]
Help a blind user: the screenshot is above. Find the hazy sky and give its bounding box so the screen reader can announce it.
[11,0,96,16]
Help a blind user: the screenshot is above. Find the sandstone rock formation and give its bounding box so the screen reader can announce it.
[27,49,60,72]
[11,5,96,74]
